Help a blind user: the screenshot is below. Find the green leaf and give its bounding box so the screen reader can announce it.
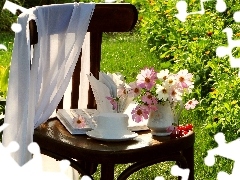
[224,102,230,111]
[205,123,213,129]
[150,46,156,53]
[160,61,172,69]
[159,44,168,50]
[194,75,201,85]
[160,50,171,59]
[0,66,9,98]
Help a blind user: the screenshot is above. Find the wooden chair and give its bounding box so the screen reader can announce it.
[29,3,138,111]
[28,3,195,179]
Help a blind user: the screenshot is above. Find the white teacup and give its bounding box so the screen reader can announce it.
[94,113,129,138]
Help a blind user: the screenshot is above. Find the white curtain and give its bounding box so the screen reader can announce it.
[3,3,95,168]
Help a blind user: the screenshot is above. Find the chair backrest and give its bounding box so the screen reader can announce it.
[29,3,138,110]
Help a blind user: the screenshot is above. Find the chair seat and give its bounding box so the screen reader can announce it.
[34,118,195,179]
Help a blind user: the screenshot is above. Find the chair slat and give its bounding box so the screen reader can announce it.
[71,51,82,109]
[87,32,102,109]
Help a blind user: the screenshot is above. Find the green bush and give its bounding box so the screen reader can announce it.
[0,66,9,99]
[130,0,240,140]
[0,0,18,31]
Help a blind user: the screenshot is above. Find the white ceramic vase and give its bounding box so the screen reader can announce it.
[147,102,175,136]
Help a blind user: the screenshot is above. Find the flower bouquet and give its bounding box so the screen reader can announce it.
[106,67,198,137]
[128,68,198,121]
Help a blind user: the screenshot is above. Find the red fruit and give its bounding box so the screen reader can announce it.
[185,124,193,131]
[182,130,188,136]
[177,125,185,131]
[178,130,185,136]
[170,124,193,139]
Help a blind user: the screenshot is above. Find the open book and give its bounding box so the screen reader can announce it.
[57,109,97,134]
[57,103,148,135]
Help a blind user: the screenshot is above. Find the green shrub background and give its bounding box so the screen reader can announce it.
[126,0,240,142]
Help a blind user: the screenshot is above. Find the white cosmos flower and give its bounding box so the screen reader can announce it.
[164,75,177,88]
[157,69,169,81]
[168,87,182,102]
[156,84,169,101]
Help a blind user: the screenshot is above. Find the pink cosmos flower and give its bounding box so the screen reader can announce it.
[136,68,157,90]
[166,125,176,133]
[117,84,127,97]
[141,92,158,105]
[128,82,142,98]
[176,69,193,89]
[131,105,149,123]
[148,104,158,112]
[185,98,199,110]
[73,115,86,129]
[106,96,118,110]
[141,92,158,111]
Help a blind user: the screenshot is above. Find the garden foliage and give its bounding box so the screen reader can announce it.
[128,0,240,141]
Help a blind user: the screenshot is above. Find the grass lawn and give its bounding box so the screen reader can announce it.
[101,32,163,82]
[0,31,234,179]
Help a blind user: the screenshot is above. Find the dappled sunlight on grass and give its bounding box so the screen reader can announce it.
[101,32,163,83]
[91,162,178,180]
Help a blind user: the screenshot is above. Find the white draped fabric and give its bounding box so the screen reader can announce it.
[3,3,95,167]
[63,32,90,110]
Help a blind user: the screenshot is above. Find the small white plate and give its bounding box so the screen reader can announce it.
[86,130,138,142]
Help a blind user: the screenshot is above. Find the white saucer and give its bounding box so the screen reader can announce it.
[86,129,138,142]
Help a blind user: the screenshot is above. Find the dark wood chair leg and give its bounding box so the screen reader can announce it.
[117,154,188,180]
[77,160,98,175]
[182,145,194,180]
[101,163,115,180]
